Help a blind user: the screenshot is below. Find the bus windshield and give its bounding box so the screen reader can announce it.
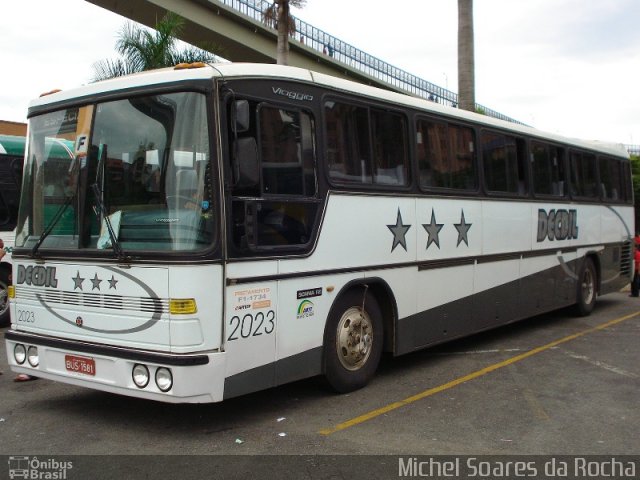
[16,91,215,255]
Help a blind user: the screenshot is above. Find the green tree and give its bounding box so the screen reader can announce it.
[263,0,307,65]
[92,12,221,81]
[458,0,475,112]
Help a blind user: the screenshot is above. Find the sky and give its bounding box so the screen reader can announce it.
[2,0,639,145]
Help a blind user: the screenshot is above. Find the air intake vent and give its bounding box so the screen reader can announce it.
[619,240,633,277]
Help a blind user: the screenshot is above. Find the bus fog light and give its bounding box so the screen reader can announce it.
[14,344,26,365]
[155,367,173,392]
[132,364,150,388]
[27,346,39,367]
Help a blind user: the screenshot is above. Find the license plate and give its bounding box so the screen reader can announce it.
[65,355,96,376]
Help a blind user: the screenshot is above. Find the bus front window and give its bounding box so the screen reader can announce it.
[16,107,89,251]
[17,92,215,255]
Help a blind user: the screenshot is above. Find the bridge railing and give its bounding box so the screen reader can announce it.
[216,0,525,125]
[626,145,640,157]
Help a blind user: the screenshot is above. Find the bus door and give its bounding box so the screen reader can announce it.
[223,271,278,399]
[219,86,321,398]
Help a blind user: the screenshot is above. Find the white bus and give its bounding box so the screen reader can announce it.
[5,63,633,403]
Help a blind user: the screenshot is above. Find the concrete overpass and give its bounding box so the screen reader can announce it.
[86,0,390,85]
[86,0,522,124]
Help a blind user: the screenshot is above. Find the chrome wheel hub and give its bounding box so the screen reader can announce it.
[336,306,374,371]
[582,268,594,304]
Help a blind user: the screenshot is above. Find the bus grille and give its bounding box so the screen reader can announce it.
[15,286,169,314]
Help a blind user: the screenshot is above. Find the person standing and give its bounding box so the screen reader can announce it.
[632,240,640,297]
[0,239,4,376]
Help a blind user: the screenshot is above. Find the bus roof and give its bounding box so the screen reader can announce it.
[0,134,26,156]
[27,63,629,159]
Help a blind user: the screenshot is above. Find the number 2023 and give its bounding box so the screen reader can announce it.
[227,310,275,341]
[17,309,36,323]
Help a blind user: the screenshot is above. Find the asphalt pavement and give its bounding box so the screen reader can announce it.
[1,291,639,478]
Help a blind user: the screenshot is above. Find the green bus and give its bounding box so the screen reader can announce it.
[0,134,25,325]
[0,134,74,325]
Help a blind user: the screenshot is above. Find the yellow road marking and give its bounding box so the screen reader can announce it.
[319,310,640,435]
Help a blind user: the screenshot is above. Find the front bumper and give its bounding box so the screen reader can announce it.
[5,330,226,403]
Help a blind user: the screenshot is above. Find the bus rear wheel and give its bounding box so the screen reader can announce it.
[575,257,597,316]
[323,289,383,393]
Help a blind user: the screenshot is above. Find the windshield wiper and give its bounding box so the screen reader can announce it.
[91,183,128,262]
[31,195,74,258]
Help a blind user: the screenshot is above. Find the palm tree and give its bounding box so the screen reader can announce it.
[457,0,475,112]
[263,0,307,65]
[92,12,221,81]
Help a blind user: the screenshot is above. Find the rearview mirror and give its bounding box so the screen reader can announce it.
[233,137,259,189]
[233,100,250,133]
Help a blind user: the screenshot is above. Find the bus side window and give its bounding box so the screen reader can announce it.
[417,118,447,189]
[325,100,409,188]
[570,151,598,199]
[531,141,565,197]
[325,101,371,184]
[417,118,476,191]
[482,130,527,195]
[259,106,315,196]
[622,161,632,203]
[371,109,409,186]
[569,151,581,197]
[599,156,623,202]
[229,98,319,254]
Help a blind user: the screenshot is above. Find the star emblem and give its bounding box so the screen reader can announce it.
[387,208,411,252]
[422,208,444,249]
[108,275,118,290]
[454,210,472,247]
[72,271,85,291]
[90,273,102,291]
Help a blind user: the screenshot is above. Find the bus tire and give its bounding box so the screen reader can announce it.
[0,267,10,327]
[575,257,597,316]
[323,289,383,393]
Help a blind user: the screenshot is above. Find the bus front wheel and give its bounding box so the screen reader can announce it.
[575,257,597,316]
[323,289,383,393]
[0,267,10,327]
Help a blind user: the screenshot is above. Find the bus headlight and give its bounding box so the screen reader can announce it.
[155,367,173,392]
[132,364,150,388]
[27,346,39,367]
[14,344,26,364]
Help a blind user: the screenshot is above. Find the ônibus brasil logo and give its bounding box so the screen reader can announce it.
[8,456,73,479]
